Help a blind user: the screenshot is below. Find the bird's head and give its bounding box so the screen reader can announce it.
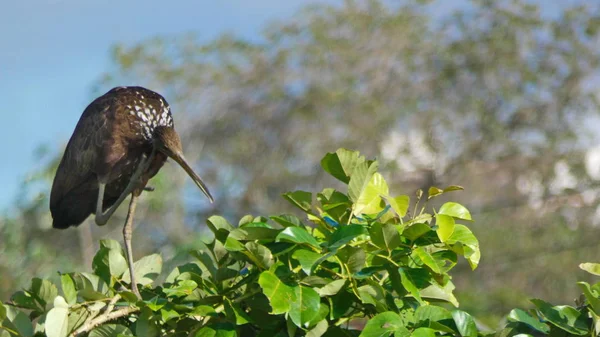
[154,126,214,203]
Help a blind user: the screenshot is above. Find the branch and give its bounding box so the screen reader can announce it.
[69,305,139,337]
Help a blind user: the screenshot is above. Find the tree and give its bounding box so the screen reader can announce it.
[2,0,600,326]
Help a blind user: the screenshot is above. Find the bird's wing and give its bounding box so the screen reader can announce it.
[50,93,115,210]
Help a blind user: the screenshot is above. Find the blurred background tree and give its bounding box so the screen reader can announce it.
[2,0,600,328]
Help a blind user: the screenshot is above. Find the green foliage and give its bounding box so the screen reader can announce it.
[5,0,600,326]
[0,149,478,336]
[3,149,600,336]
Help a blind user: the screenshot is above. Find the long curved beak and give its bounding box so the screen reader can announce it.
[167,151,214,203]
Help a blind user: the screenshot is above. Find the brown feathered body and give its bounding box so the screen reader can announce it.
[50,87,175,229]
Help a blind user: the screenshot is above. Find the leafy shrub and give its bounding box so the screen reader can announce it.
[1,148,598,337]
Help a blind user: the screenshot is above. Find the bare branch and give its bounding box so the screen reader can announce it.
[69,305,139,337]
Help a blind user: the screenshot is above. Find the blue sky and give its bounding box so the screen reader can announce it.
[0,0,581,213]
[0,0,343,212]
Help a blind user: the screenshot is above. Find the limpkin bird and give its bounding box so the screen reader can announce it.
[50,86,213,297]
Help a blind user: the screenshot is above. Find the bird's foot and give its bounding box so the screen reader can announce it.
[143,186,155,192]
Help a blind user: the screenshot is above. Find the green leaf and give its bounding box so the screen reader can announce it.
[353,172,388,215]
[60,274,77,305]
[292,249,322,275]
[165,263,203,283]
[447,225,480,270]
[45,296,69,337]
[443,185,464,192]
[282,190,313,212]
[92,246,128,283]
[194,323,236,337]
[4,307,34,337]
[369,222,400,251]
[289,285,320,328]
[436,214,455,243]
[428,186,444,198]
[348,161,379,206]
[270,214,303,228]
[329,225,366,250]
[99,239,122,251]
[321,148,365,184]
[358,283,387,311]
[135,308,159,337]
[243,242,274,270]
[317,279,346,297]
[359,311,408,337]
[412,328,436,337]
[507,308,550,334]
[89,324,134,337]
[580,263,600,276]
[10,291,39,311]
[258,270,295,314]
[238,214,254,227]
[160,307,180,322]
[403,223,432,241]
[276,226,320,248]
[122,254,162,286]
[337,246,366,274]
[413,247,442,274]
[163,280,198,298]
[72,273,109,301]
[67,307,90,333]
[229,227,280,241]
[145,296,167,311]
[30,278,58,311]
[224,237,246,251]
[439,202,472,220]
[306,319,328,337]
[577,282,600,315]
[307,304,329,328]
[421,282,459,307]
[531,299,588,335]
[224,298,251,325]
[399,267,423,304]
[386,195,409,217]
[452,310,477,337]
[414,305,453,323]
[206,216,234,243]
[0,301,5,321]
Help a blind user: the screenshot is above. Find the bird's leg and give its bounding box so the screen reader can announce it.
[95,151,155,225]
[123,192,141,298]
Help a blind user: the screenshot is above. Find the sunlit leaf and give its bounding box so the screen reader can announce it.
[292,249,321,275]
[258,270,295,314]
[45,296,69,337]
[122,254,162,286]
[321,148,365,184]
[282,191,313,212]
[452,310,477,337]
[439,202,472,221]
[436,214,455,243]
[386,195,410,217]
[353,172,388,215]
[289,285,320,328]
[531,299,588,335]
[276,226,321,248]
[359,311,408,337]
[580,263,600,276]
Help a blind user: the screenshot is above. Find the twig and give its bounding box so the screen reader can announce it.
[105,294,121,315]
[69,305,139,337]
